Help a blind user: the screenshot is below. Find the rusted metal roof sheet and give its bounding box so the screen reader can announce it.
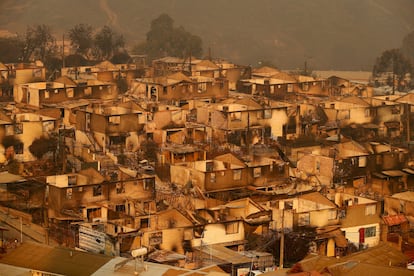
[148,249,186,263]
[383,214,408,226]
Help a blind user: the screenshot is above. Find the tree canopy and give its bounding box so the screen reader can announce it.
[373,30,414,91]
[93,25,125,61]
[0,17,202,66]
[373,48,412,91]
[402,30,414,65]
[29,136,57,159]
[68,23,94,58]
[22,24,56,62]
[135,14,203,61]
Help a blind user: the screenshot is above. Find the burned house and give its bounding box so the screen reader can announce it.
[294,153,334,188]
[140,208,198,254]
[145,102,190,145]
[0,62,13,98]
[130,71,228,103]
[0,171,46,225]
[151,56,249,92]
[61,60,145,86]
[74,101,146,154]
[0,112,57,163]
[160,143,206,165]
[14,77,117,108]
[170,153,248,196]
[364,96,405,141]
[395,92,414,143]
[270,192,339,231]
[321,96,372,130]
[237,67,329,100]
[196,97,291,147]
[8,62,46,94]
[45,166,156,250]
[151,56,188,77]
[334,192,381,249]
[368,142,409,196]
[267,192,344,257]
[237,68,297,99]
[326,75,373,97]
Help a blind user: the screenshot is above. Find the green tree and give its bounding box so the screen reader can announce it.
[137,14,203,61]
[22,24,56,62]
[68,23,94,59]
[373,49,412,91]
[93,25,125,60]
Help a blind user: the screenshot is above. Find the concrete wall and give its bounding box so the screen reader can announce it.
[191,221,245,247]
[342,223,380,248]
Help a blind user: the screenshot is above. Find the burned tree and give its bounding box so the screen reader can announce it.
[140,139,158,162]
[2,135,22,160]
[29,136,58,160]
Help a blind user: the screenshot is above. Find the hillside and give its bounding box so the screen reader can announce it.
[0,0,413,70]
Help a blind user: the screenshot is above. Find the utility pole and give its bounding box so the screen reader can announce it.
[304,60,307,76]
[406,103,411,144]
[279,209,284,269]
[247,111,250,154]
[392,55,396,95]
[20,217,23,243]
[62,34,65,69]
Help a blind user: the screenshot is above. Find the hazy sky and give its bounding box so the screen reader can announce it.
[1,0,413,70]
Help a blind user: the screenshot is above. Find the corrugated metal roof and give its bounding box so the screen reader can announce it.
[214,153,246,167]
[314,71,372,82]
[382,170,406,177]
[299,192,337,208]
[154,56,184,63]
[396,93,414,104]
[197,244,251,265]
[383,214,408,226]
[0,62,7,70]
[0,171,25,184]
[403,168,414,174]
[298,243,410,273]
[0,242,112,276]
[392,191,414,202]
[148,249,186,263]
[252,66,281,77]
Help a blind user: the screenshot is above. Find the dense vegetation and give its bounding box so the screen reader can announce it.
[133,14,202,61]
[372,29,414,90]
[0,14,202,76]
